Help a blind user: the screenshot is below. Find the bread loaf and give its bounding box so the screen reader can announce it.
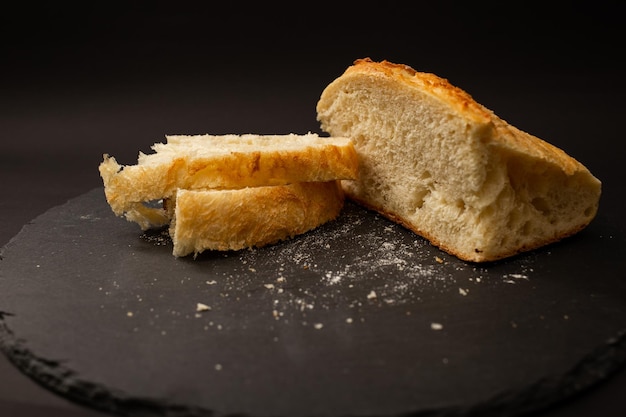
[99,133,358,230]
[316,58,601,262]
[171,181,344,257]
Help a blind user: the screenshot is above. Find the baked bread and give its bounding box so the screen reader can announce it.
[171,181,344,257]
[99,133,358,230]
[316,58,601,262]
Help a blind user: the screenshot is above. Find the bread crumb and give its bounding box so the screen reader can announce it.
[430,322,443,330]
[503,273,529,283]
[459,288,468,296]
[435,256,444,264]
[206,280,217,285]
[264,283,275,290]
[196,303,211,312]
[346,317,353,324]
[215,364,223,371]
[126,311,134,317]
[313,323,324,329]
[366,290,377,299]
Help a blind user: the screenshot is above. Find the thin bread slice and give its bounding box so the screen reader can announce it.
[99,133,358,229]
[316,58,601,262]
[170,181,344,257]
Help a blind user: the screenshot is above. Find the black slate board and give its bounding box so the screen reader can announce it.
[1,188,625,417]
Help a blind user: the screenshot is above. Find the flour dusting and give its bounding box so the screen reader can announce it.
[135,204,538,328]
[204,205,538,320]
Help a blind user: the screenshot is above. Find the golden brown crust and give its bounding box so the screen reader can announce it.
[171,181,344,257]
[347,58,493,124]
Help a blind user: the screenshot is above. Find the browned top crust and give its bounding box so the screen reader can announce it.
[343,58,588,176]
[349,58,493,124]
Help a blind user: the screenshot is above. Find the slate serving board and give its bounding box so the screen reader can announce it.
[1,188,625,417]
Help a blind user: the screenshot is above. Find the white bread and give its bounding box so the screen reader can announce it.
[170,181,344,257]
[316,58,601,262]
[99,133,358,230]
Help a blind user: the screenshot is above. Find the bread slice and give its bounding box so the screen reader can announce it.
[316,58,601,262]
[170,181,344,257]
[99,133,358,229]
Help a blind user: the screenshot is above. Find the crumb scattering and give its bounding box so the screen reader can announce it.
[131,206,537,333]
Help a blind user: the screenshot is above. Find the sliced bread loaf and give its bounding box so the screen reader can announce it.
[99,133,358,230]
[170,181,344,257]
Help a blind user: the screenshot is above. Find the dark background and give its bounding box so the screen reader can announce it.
[1,2,625,416]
